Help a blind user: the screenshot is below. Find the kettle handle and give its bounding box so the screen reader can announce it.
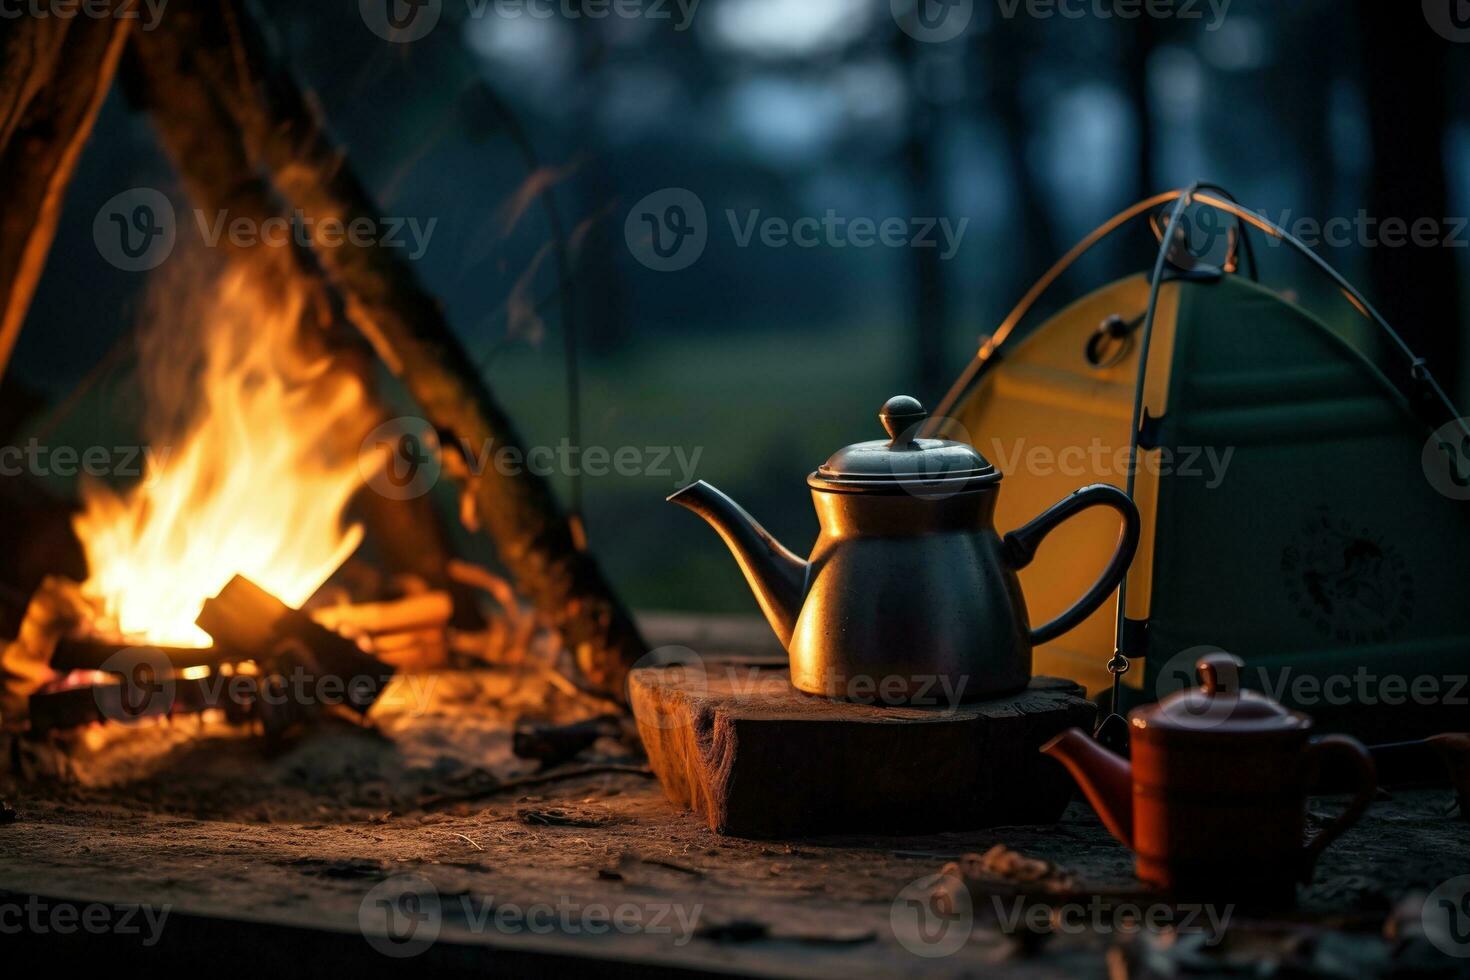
[1002,483,1142,646]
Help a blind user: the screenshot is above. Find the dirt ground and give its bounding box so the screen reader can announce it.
[1,667,1467,978]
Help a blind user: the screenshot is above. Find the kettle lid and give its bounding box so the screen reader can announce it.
[1133,652,1310,735]
[811,395,998,492]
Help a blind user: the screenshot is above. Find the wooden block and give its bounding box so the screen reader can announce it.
[630,661,1097,838]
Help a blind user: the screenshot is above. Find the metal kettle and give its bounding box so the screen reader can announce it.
[669,394,1142,704]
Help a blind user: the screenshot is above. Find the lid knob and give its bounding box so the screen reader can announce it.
[879,395,928,447]
[1197,652,1244,696]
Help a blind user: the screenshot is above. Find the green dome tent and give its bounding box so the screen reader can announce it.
[931,186,1470,742]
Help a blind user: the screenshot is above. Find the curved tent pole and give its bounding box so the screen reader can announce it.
[930,187,1466,434]
[1111,184,1201,682]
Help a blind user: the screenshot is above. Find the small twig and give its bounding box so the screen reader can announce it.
[451,832,483,851]
[419,764,653,811]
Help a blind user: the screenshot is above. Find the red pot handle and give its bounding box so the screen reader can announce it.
[1300,734,1377,880]
[1002,483,1142,646]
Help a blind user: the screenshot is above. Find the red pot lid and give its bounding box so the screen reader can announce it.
[1132,652,1312,735]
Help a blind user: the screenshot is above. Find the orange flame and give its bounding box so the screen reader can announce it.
[73,265,372,647]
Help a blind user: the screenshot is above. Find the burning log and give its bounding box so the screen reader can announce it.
[311,590,453,670]
[0,9,131,380]
[311,591,452,637]
[28,669,258,734]
[196,575,395,715]
[128,0,647,701]
[50,638,231,674]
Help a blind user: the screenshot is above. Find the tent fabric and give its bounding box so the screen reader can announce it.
[948,271,1470,737]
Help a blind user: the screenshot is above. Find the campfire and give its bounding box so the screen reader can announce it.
[73,264,371,651]
[0,0,647,748]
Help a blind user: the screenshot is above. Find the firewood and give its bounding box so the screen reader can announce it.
[130,0,647,701]
[196,575,395,714]
[513,715,624,770]
[311,592,452,638]
[0,10,131,380]
[0,577,92,722]
[50,638,231,674]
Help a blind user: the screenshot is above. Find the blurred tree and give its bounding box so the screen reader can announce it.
[894,26,948,400]
[1121,18,1158,206]
[1358,0,1461,393]
[973,20,1060,310]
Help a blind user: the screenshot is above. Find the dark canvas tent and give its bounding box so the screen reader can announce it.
[933,188,1470,741]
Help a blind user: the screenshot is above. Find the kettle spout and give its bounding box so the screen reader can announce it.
[668,480,808,649]
[1040,728,1134,849]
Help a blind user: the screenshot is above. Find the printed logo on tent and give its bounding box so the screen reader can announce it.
[1279,508,1413,645]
